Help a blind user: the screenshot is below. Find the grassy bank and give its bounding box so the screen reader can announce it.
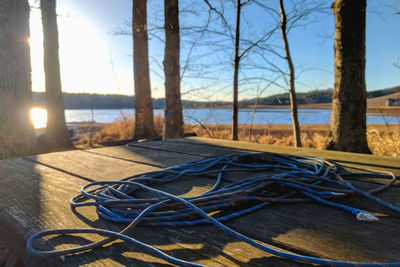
[185,124,400,157]
[74,115,400,158]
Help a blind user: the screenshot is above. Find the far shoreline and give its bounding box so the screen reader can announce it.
[62,103,400,116]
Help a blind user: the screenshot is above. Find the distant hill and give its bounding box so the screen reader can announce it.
[366,86,400,99]
[244,86,400,106]
[32,85,400,109]
[32,92,230,109]
[32,93,135,109]
[367,92,400,107]
[243,89,333,106]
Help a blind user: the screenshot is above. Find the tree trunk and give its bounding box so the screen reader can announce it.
[132,0,156,139]
[163,0,183,139]
[232,0,241,141]
[0,0,36,158]
[279,0,301,147]
[41,0,72,149]
[324,0,370,153]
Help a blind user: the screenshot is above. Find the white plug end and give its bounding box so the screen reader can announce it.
[356,212,379,222]
[330,192,346,196]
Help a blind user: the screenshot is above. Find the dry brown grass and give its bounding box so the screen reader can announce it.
[74,113,164,148]
[367,124,400,157]
[186,123,400,158]
[185,124,329,149]
[95,113,164,141]
[75,115,400,158]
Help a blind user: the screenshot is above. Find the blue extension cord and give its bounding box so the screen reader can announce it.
[26,152,400,266]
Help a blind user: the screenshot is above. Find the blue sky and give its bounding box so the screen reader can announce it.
[29,0,400,101]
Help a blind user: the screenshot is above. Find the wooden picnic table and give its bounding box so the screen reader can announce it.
[0,137,399,266]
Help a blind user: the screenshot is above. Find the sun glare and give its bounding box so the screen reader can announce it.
[30,107,48,129]
[29,4,118,94]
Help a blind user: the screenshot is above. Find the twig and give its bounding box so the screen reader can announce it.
[380,111,399,157]
[184,115,214,138]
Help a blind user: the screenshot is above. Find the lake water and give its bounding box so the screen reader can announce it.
[65,108,400,125]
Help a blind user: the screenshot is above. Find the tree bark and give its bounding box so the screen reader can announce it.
[0,0,36,158]
[163,0,183,139]
[132,0,156,138]
[232,0,241,141]
[41,0,72,149]
[324,0,370,153]
[279,0,301,147]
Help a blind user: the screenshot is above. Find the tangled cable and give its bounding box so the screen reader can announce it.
[27,152,400,266]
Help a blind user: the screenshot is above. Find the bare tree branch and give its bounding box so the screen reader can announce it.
[203,0,234,42]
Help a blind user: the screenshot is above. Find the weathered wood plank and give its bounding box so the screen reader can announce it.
[175,137,400,170]
[0,157,316,266]
[3,153,303,266]
[25,150,159,181]
[129,140,249,158]
[0,158,256,266]
[84,145,202,167]
[1,138,400,266]
[24,144,205,182]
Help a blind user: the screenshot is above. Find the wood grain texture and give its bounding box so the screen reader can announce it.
[41,0,72,149]
[163,0,184,139]
[0,0,36,158]
[132,0,157,138]
[0,137,399,266]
